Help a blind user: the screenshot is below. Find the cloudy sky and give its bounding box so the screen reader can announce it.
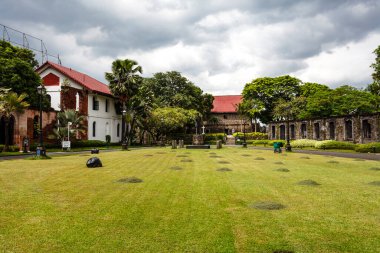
[1,0,380,94]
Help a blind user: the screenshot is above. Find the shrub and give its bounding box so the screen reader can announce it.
[315,140,356,150]
[204,133,226,143]
[0,145,20,152]
[268,140,286,146]
[355,142,380,153]
[252,140,270,145]
[233,132,268,140]
[291,139,317,148]
[72,140,108,148]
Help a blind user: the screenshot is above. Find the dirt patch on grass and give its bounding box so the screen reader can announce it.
[210,152,216,155]
[156,151,167,154]
[117,177,143,183]
[217,168,232,172]
[276,168,290,172]
[144,154,153,157]
[241,154,252,157]
[297,179,320,186]
[170,166,183,170]
[181,159,193,162]
[368,181,380,186]
[273,250,294,253]
[300,156,310,159]
[369,167,380,171]
[177,155,188,157]
[218,161,230,164]
[327,160,339,164]
[210,155,223,158]
[274,161,284,165]
[254,157,265,160]
[251,201,286,210]
[354,158,365,161]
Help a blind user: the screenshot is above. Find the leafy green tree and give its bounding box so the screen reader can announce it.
[238,99,264,132]
[298,88,333,119]
[331,85,378,115]
[105,59,143,149]
[273,97,306,151]
[242,75,302,123]
[142,71,213,116]
[0,91,29,151]
[367,45,380,96]
[0,41,49,108]
[148,107,198,143]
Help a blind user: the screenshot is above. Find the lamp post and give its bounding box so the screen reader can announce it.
[67,122,72,150]
[242,120,247,148]
[37,85,45,156]
[122,109,127,150]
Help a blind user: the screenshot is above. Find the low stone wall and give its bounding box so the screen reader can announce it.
[268,114,380,144]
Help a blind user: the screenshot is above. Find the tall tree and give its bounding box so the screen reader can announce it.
[0,41,49,108]
[367,45,380,96]
[0,91,29,151]
[242,75,302,123]
[272,97,306,151]
[105,59,143,149]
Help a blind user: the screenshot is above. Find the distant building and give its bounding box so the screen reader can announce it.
[206,95,251,135]
[268,114,380,143]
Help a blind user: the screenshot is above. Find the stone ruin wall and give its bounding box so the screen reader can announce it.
[268,114,380,144]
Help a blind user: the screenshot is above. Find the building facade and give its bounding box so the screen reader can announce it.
[206,95,251,135]
[36,61,122,143]
[268,114,380,143]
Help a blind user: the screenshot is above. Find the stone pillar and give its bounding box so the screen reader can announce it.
[216,140,222,149]
[192,134,204,145]
[171,140,177,149]
[179,140,184,148]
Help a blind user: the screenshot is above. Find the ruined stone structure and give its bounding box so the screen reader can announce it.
[268,114,380,143]
[206,95,251,134]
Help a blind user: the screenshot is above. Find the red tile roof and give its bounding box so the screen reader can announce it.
[211,95,242,113]
[36,61,111,95]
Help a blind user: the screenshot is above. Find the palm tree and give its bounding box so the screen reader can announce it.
[105,59,143,149]
[0,91,29,151]
[51,109,86,142]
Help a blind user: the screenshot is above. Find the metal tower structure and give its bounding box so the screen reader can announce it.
[1,23,61,66]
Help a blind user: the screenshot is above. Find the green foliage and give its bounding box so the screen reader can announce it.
[355,142,380,153]
[314,140,357,150]
[252,140,270,145]
[50,109,86,142]
[268,140,286,146]
[290,139,318,148]
[232,132,268,140]
[242,75,302,123]
[0,144,19,152]
[204,133,226,142]
[370,45,380,88]
[0,41,49,108]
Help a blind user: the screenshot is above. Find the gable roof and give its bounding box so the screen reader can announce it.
[211,95,242,113]
[36,61,111,95]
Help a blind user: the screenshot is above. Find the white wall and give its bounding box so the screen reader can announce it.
[88,94,121,142]
[39,69,82,111]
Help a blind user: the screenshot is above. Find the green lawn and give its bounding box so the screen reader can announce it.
[0,148,379,252]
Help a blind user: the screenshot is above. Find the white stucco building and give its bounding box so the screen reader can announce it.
[36,61,122,142]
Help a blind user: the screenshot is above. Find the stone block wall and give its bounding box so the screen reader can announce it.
[268,114,380,144]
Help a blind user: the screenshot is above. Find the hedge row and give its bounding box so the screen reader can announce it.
[355,142,380,153]
[314,140,356,150]
[232,132,268,140]
[0,145,20,152]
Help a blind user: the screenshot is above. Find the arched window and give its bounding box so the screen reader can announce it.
[117,123,120,137]
[92,121,96,137]
[46,95,51,108]
[345,120,353,140]
[33,116,39,139]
